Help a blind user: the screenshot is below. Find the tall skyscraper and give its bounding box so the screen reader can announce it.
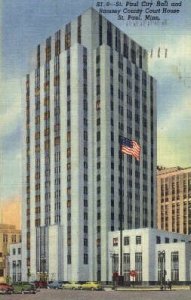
[22,7,156,282]
[157,166,191,234]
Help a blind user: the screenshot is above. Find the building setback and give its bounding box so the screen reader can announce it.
[22,7,157,282]
[157,167,191,234]
[108,228,191,284]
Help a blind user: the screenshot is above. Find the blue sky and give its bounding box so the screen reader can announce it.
[0,0,191,202]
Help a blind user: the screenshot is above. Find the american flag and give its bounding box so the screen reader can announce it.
[120,137,141,161]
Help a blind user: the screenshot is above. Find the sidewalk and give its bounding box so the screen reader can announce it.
[105,285,191,292]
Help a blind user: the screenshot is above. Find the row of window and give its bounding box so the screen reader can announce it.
[113,235,141,246]
[12,248,21,255]
[113,235,185,247]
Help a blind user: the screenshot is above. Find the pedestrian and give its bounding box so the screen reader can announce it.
[167,280,172,290]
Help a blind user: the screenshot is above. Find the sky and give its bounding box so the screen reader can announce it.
[0,0,191,205]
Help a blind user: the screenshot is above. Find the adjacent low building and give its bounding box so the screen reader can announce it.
[157,166,191,234]
[0,224,21,283]
[8,243,22,283]
[108,228,191,284]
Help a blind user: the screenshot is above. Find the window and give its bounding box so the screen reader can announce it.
[96,55,100,64]
[171,251,179,282]
[123,35,128,59]
[135,252,142,282]
[156,236,161,244]
[37,44,40,67]
[97,254,101,264]
[84,226,88,233]
[13,248,16,255]
[124,236,130,246]
[84,239,88,246]
[84,253,88,264]
[96,85,100,95]
[96,100,100,110]
[99,15,102,45]
[3,234,8,243]
[84,212,88,220]
[46,37,51,61]
[136,236,141,245]
[158,251,166,282]
[77,16,81,44]
[107,21,112,47]
[113,237,118,246]
[65,23,71,50]
[55,31,61,56]
[131,47,136,64]
[123,253,130,281]
[97,131,100,142]
[67,255,71,264]
[112,254,119,273]
[165,237,169,243]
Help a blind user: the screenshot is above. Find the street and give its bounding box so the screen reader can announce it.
[1,288,191,300]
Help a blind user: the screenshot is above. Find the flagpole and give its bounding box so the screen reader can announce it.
[119,149,123,280]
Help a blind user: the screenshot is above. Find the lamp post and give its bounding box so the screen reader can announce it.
[158,251,166,289]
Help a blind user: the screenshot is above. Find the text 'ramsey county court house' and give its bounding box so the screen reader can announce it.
[22,7,156,282]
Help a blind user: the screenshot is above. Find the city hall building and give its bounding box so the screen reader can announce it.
[22,7,157,282]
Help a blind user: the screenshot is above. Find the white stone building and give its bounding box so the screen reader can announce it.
[108,228,191,284]
[9,243,22,283]
[22,7,157,282]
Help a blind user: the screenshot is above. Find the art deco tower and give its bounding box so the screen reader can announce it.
[22,8,157,282]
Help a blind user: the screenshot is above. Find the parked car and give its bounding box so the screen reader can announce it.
[81,281,102,291]
[63,281,81,290]
[13,283,36,294]
[47,281,63,289]
[22,284,37,294]
[32,281,47,288]
[0,283,14,294]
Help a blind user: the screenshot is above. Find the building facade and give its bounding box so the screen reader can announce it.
[157,167,191,234]
[22,8,157,282]
[8,243,22,283]
[0,224,21,283]
[108,228,191,284]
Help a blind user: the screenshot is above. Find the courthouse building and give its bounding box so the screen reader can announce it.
[157,167,191,234]
[22,7,157,282]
